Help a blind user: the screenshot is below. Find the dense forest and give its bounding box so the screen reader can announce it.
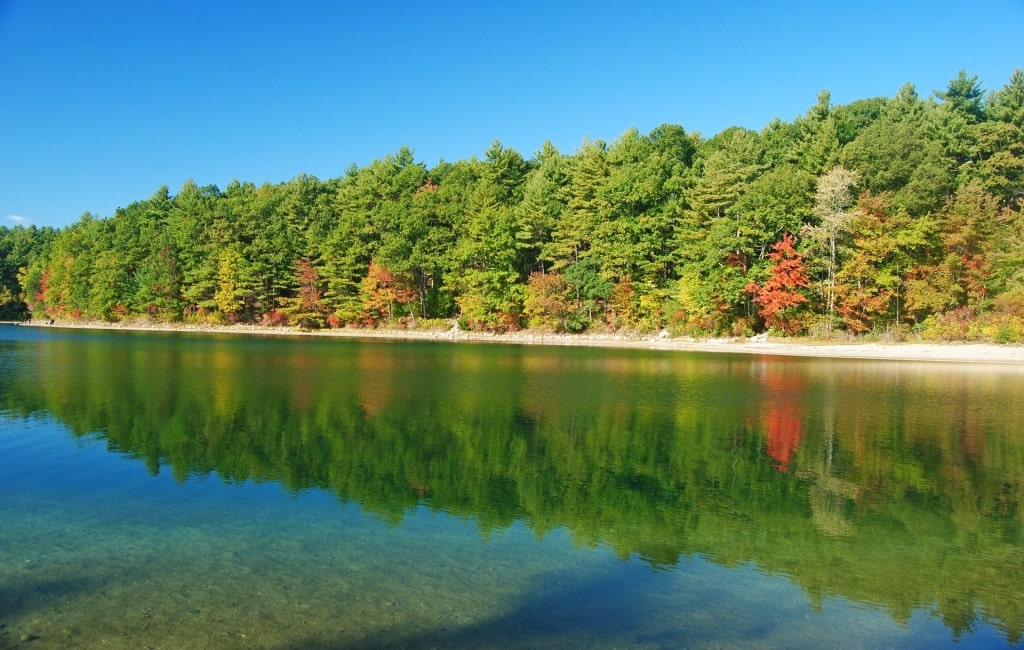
[3,70,1023,340]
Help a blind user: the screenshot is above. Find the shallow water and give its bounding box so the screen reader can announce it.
[1,324,1023,648]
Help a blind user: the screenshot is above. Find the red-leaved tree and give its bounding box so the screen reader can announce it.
[746,233,810,334]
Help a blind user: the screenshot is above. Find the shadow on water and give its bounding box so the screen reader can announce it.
[0,574,108,623]
[279,567,663,649]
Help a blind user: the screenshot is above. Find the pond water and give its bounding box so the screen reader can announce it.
[1,323,1023,649]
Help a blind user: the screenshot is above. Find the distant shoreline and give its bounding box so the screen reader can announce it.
[13,319,1024,365]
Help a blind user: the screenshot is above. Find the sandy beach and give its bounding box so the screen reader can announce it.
[15,318,1024,365]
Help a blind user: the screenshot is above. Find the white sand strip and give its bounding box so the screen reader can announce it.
[17,320,1024,364]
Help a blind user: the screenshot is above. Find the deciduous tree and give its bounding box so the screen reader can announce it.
[802,167,858,327]
[746,233,809,334]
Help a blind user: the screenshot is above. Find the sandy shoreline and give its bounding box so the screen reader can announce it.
[12,318,1024,365]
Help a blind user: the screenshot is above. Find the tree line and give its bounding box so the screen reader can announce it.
[3,69,1023,340]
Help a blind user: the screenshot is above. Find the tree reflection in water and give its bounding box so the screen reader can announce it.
[1,329,1022,643]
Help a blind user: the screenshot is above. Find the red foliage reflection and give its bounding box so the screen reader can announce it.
[760,366,804,472]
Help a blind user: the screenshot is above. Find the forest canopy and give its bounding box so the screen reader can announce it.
[3,69,1024,341]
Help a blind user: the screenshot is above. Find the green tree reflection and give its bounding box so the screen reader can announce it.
[1,332,1022,642]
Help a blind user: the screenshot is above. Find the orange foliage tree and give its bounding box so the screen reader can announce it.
[746,233,810,334]
[523,271,571,331]
[281,258,328,328]
[359,260,416,326]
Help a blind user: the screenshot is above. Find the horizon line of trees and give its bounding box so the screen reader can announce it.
[2,69,1023,340]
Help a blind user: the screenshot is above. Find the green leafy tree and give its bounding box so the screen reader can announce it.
[685,128,761,224]
[674,128,764,327]
[595,127,682,285]
[935,69,985,123]
[962,69,1024,208]
[171,180,221,318]
[40,213,107,318]
[319,149,427,323]
[88,245,132,320]
[841,83,953,217]
[543,138,609,271]
[795,90,842,175]
[402,175,453,318]
[516,142,568,274]
[832,97,886,146]
[445,149,528,330]
[133,238,184,318]
[0,225,56,319]
[563,257,612,329]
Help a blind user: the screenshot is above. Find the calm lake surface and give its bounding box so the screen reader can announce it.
[2,324,1023,649]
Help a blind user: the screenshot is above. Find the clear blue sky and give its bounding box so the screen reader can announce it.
[2,1,1022,230]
